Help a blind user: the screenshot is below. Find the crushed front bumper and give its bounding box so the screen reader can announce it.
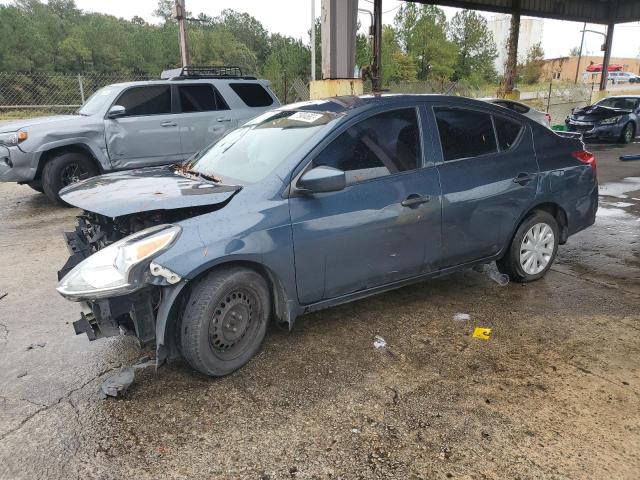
[566,121,624,141]
[0,145,38,182]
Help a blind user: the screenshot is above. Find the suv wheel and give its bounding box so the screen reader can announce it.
[42,152,99,205]
[620,123,634,144]
[497,211,559,283]
[180,267,270,376]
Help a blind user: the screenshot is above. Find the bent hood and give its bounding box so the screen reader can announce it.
[0,114,83,133]
[570,105,631,121]
[60,166,242,218]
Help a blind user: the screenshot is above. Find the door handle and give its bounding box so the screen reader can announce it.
[160,121,177,127]
[513,172,536,185]
[401,194,430,208]
[217,118,232,122]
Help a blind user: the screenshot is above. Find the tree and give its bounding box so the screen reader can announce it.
[519,43,545,84]
[448,10,497,83]
[569,45,581,56]
[394,4,457,82]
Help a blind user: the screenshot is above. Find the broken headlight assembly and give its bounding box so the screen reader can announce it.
[598,116,622,125]
[57,225,181,301]
[0,130,27,146]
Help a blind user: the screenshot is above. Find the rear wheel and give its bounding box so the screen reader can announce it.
[497,211,559,283]
[42,152,99,205]
[620,123,635,144]
[180,267,270,376]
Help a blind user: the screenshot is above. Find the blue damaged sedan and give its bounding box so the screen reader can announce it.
[56,95,598,376]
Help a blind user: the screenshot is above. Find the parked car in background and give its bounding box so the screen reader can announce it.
[607,71,640,84]
[566,95,639,143]
[56,95,598,377]
[0,66,279,203]
[484,98,551,127]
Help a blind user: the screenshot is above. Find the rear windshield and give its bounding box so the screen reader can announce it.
[188,110,336,183]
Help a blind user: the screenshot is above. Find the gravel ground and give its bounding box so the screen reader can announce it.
[1,140,639,479]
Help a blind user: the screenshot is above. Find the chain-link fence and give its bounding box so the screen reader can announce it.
[0,71,613,127]
[0,72,151,117]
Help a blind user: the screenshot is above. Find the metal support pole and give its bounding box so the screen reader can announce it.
[599,24,615,91]
[503,0,521,94]
[77,74,85,104]
[311,0,316,81]
[371,0,382,91]
[574,22,586,84]
[175,0,190,67]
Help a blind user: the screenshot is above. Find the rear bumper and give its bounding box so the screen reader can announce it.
[567,183,598,237]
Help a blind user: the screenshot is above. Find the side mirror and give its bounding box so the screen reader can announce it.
[107,105,126,119]
[297,166,346,194]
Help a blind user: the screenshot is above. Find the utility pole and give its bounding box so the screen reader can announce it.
[311,0,316,81]
[574,22,586,84]
[174,0,190,67]
[371,0,382,91]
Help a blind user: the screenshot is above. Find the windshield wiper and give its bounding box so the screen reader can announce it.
[172,163,222,183]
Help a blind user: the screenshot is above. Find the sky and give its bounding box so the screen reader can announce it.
[7,0,640,60]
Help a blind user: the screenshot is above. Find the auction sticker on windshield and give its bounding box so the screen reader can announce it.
[289,111,324,123]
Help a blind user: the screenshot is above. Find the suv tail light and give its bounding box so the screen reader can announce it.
[545,113,552,125]
[572,150,597,177]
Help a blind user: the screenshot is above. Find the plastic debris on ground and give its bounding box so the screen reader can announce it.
[473,263,509,286]
[100,356,156,398]
[472,327,492,340]
[453,313,471,321]
[373,335,387,349]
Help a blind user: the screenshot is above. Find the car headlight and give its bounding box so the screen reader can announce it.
[599,116,622,125]
[0,130,27,146]
[57,225,181,301]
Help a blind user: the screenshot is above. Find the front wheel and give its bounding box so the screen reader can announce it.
[180,267,271,376]
[42,152,99,205]
[497,211,559,283]
[620,123,634,144]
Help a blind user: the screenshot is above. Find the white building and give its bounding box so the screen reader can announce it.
[488,14,544,75]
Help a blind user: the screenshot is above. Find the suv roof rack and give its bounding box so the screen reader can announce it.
[160,65,257,81]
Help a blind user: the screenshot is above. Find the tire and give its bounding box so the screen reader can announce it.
[42,152,99,205]
[497,211,559,283]
[620,123,634,144]
[26,181,44,193]
[180,267,271,376]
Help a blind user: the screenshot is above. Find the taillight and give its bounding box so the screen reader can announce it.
[545,113,552,125]
[572,150,597,177]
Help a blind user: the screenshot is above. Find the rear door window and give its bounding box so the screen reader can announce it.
[314,107,421,184]
[229,83,274,107]
[178,84,229,112]
[434,107,497,161]
[493,116,523,151]
[115,85,171,116]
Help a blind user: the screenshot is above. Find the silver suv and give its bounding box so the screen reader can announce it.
[0,66,280,203]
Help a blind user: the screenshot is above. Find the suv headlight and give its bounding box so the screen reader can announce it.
[599,116,622,125]
[0,130,27,146]
[57,225,181,301]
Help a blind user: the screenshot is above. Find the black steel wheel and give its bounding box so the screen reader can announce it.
[180,267,270,376]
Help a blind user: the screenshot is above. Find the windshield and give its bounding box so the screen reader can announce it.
[78,86,116,115]
[596,97,640,110]
[187,110,336,183]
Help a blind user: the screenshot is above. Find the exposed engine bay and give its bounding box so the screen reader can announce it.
[57,205,218,347]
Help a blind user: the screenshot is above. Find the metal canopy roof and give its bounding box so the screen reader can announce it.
[410,0,640,24]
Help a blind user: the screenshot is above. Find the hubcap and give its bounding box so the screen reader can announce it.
[208,289,255,356]
[61,163,89,186]
[519,223,555,275]
[625,125,633,142]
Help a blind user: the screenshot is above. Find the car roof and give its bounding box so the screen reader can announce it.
[280,94,503,115]
[106,78,267,89]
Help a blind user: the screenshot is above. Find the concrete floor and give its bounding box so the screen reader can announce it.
[1,141,639,479]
